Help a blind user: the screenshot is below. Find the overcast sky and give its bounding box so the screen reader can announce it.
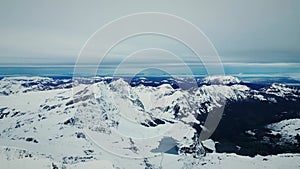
[0,0,299,65]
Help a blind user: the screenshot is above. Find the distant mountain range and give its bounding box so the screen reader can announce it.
[0,75,299,168]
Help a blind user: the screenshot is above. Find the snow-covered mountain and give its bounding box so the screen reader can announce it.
[201,75,241,85]
[0,76,299,168]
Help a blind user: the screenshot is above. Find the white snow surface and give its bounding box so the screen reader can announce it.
[267,118,300,144]
[1,146,300,169]
[202,75,241,85]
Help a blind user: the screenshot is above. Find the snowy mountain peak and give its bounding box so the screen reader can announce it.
[109,78,129,89]
[202,75,241,85]
[266,83,299,98]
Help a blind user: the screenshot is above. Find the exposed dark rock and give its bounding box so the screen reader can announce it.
[25,137,33,142]
[52,163,58,169]
[132,99,144,110]
[62,156,93,164]
[153,118,165,125]
[173,104,180,118]
[25,137,38,143]
[65,94,93,106]
[76,132,85,139]
[63,117,77,125]
[83,150,94,155]
[0,107,9,119]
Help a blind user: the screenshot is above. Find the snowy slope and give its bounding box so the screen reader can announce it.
[267,119,300,145]
[1,146,300,169]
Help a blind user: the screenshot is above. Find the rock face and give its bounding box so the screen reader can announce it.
[0,76,300,168]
